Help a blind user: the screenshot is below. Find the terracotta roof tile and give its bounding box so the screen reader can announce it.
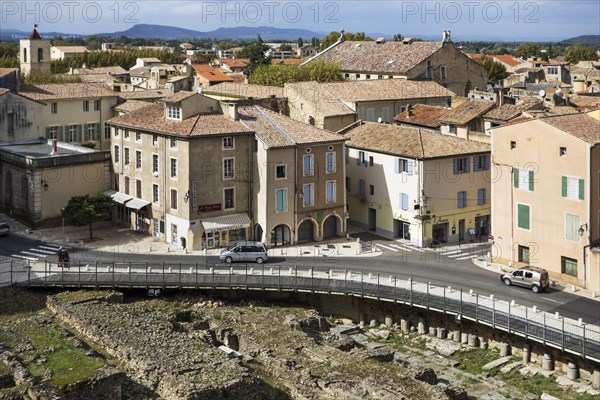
[540,113,600,144]
[0,88,10,96]
[108,103,252,137]
[118,90,169,100]
[238,106,345,148]
[28,28,42,40]
[483,97,543,121]
[192,64,234,83]
[18,83,117,101]
[222,58,249,68]
[393,104,451,128]
[308,40,443,73]
[493,54,524,67]
[163,90,196,103]
[344,122,490,159]
[440,100,495,125]
[114,99,154,113]
[204,83,283,99]
[569,95,600,108]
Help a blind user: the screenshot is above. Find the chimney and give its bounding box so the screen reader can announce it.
[407,104,412,117]
[50,139,58,155]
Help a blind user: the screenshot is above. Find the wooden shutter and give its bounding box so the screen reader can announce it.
[578,179,584,200]
[561,176,567,197]
[514,168,519,188]
[407,160,414,176]
[45,127,51,139]
[518,204,530,230]
[395,158,400,174]
[528,170,534,191]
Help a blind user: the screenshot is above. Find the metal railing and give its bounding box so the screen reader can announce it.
[2,260,599,363]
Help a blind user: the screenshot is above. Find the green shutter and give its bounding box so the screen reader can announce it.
[517,204,530,230]
[561,176,568,197]
[566,214,574,240]
[528,170,534,191]
[60,126,66,142]
[77,124,83,142]
[95,122,100,141]
[45,127,50,139]
[579,179,584,200]
[513,168,519,188]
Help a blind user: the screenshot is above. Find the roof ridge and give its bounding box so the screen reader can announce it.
[254,106,296,145]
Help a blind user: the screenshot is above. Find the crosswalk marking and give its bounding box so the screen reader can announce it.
[11,243,64,262]
[21,250,50,257]
[375,244,399,252]
[440,249,463,256]
[11,254,37,261]
[390,244,412,251]
[39,245,60,252]
[454,254,480,261]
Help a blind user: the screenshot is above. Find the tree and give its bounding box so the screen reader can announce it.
[564,45,597,64]
[62,194,114,240]
[249,60,343,86]
[476,57,508,81]
[237,35,271,76]
[297,37,304,48]
[514,42,541,59]
[310,37,320,48]
[320,31,373,50]
[279,43,293,52]
[393,34,403,42]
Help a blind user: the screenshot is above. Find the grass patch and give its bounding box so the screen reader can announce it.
[501,371,598,400]
[453,348,501,375]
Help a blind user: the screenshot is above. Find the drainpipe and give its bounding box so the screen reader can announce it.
[248,133,253,240]
[293,146,298,244]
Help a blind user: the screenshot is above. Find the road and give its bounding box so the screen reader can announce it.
[2,233,599,325]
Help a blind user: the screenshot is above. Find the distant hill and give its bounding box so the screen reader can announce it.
[0,29,82,41]
[561,35,600,46]
[97,24,324,41]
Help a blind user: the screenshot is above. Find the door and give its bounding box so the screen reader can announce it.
[271,224,291,246]
[322,216,338,239]
[153,218,160,238]
[459,219,465,241]
[368,208,377,231]
[432,223,448,244]
[297,221,314,243]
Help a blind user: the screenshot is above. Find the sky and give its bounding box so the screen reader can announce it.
[1,0,599,41]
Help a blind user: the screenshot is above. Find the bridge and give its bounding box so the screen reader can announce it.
[2,259,600,364]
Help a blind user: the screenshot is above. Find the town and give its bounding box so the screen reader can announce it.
[0,20,599,399]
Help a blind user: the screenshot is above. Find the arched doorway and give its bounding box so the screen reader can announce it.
[254,223,264,242]
[322,215,339,239]
[270,224,291,247]
[297,219,315,243]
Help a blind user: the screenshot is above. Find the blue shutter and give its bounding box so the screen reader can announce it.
[478,188,485,205]
[453,159,459,175]
[474,156,480,171]
[407,160,414,176]
[484,155,490,170]
[357,151,362,165]
[395,158,400,174]
[94,122,100,141]
[364,152,368,167]
[359,179,365,195]
[401,193,408,210]
[465,157,470,173]
[458,192,464,208]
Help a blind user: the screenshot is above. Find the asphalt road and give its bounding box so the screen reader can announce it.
[2,234,599,325]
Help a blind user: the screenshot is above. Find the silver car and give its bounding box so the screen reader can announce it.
[501,266,550,293]
[0,222,9,236]
[219,242,268,264]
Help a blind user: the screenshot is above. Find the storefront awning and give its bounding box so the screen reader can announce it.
[126,197,151,210]
[200,213,251,233]
[104,190,133,205]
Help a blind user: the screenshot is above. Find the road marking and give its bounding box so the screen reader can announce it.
[454,254,479,261]
[11,254,37,261]
[22,250,49,257]
[39,245,60,251]
[32,249,56,255]
[375,244,398,252]
[389,244,412,252]
[541,297,561,304]
[440,249,463,256]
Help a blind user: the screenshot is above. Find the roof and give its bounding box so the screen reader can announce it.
[28,28,42,40]
[344,122,490,159]
[483,97,543,121]
[204,82,284,99]
[0,88,10,96]
[569,95,600,108]
[52,46,88,53]
[114,99,153,113]
[192,64,234,83]
[139,57,161,62]
[493,54,524,67]
[221,58,249,68]
[0,68,18,78]
[393,104,451,128]
[163,91,196,103]
[306,40,443,73]
[440,100,495,125]
[238,106,345,149]
[271,58,305,65]
[539,113,600,144]
[118,89,169,100]
[108,103,252,137]
[85,66,127,75]
[18,83,117,101]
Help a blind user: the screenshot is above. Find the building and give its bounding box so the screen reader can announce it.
[393,104,451,131]
[0,68,20,92]
[19,27,51,76]
[438,100,495,143]
[106,92,253,250]
[285,79,454,132]
[50,45,88,60]
[0,88,44,143]
[491,113,600,292]
[238,106,347,246]
[18,83,119,151]
[303,31,487,97]
[0,139,111,226]
[482,97,544,133]
[344,122,491,247]
[192,64,234,88]
[220,58,249,73]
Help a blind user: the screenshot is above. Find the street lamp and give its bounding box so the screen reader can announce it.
[578,223,588,237]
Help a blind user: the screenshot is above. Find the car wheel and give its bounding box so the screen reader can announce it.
[256,257,264,264]
[224,256,233,264]
[503,278,511,286]
[531,285,540,293]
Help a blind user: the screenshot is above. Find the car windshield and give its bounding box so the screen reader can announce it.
[226,243,238,251]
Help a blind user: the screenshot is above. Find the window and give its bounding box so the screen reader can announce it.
[510,141,516,150]
[548,66,558,75]
[223,158,234,179]
[223,137,234,149]
[224,188,235,209]
[152,154,159,174]
[562,176,584,200]
[105,125,110,139]
[473,155,490,171]
[114,145,120,163]
[94,100,100,111]
[124,176,130,195]
[395,158,413,175]
[276,189,288,212]
[345,176,351,192]
[517,203,530,230]
[136,150,142,169]
[560,147,567,157]
[378,74,383,80]
[152,184,159,204]
[366,108,375,121]
[359,179,366,196]
[453,157,470,174]
[326,152,336,173]
[171,223,178,245]
[514,168,534,191]
[561,256,578,276]
[83,100,89,112]
[565,214,580,241]
[51,102,57,114]
[426,60,433,78]
[369,185,374,195]
[170,158,178,178]
[355,73,360,79]
[67,125,78,142]
[448,124,457,134]
[167,105,181,119]
[477,188,486,205]
[124,147,130,165]
[382,107,389,122]
[345,147,349,164]
[357,151,368,166]
[84,124,96,141]
[457,191,467,208]
[345,73,349,79]
[48,126,58,140]
[369,156,374,166]
[170,137,177,148]
[275,165,286,179]
[518,245,530,263]
[303,154,314,176]
[326,181,336,203]
[136,132,141,142]
[121,130,128,140]
[136,179,142,198]
[171,189,177,210]
[400,193,408,210]
[152,134,158,146]
[440,65,447,79]
[303,183,314,207]
[366,74,371,80]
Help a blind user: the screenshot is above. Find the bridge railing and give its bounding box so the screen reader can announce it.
[3,260,600,363]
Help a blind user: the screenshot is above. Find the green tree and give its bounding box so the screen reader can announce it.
[564,45,597,64]
[476,57,508,81]
[22,73,82,84]
[249,60,343,86]
[310,37,320,48]
[237,35,271,76]
[514,42,541,59]
[393,34,403,42]
[279,43,293,52]
[320,31,373,50]
[62,194,114,240]
[297,37,304,48]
